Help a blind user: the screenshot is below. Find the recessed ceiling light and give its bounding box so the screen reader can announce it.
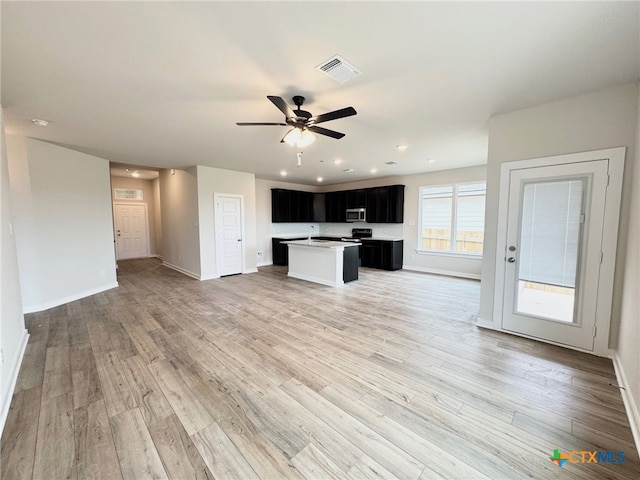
[132,171,140,178]
[317,177,324,182]
[385,161,398,165]
[125,168,130,172]
[334,158,342,165]
[396,144,408,151]
[31,118,49,127]
[427,158,436,164]
[280,170,287,177]
[370,168,378,174]
[343,168,355,173]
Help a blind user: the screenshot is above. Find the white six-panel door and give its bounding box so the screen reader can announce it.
[114,203,149,260]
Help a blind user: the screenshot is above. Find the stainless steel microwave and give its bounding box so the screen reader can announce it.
[346,208,366,222]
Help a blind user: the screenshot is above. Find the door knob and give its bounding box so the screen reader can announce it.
[507,257,516,263]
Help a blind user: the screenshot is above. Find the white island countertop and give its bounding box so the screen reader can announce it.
[283,239,360,248]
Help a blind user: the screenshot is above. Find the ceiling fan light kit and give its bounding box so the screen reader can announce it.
[283,127,316,148]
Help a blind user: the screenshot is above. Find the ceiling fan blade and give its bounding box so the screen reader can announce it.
[236,122,287,126]
[311,106,357,124]
[308,126,345,139]
[267,96,296,119]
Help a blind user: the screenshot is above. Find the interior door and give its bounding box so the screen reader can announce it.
[215,196,243,276]
[114,203,149,260]
[501,160,608,351]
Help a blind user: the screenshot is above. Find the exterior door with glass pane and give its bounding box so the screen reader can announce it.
[501,160,608,351]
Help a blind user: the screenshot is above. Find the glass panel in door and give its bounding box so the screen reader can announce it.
[515,179,585,323]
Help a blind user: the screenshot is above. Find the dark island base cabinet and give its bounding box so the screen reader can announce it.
[361,240,403,271]
[272,237,358,282]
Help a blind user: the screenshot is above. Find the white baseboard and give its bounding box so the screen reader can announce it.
[162,261,201,280]
[288,272,343,287]
[0,329,29,436]
[243,268,259,274]
[22,282,119,314]
[402,264,481,280]
[612,351,640,455]
[257,261,273,267]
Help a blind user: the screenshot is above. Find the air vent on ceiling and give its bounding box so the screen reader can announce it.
[385,161,398,165]
[316,55,361,83]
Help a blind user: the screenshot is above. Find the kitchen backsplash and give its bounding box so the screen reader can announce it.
[272,223,404,239]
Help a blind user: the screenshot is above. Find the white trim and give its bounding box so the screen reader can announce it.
[288,271,344,287]
[417,181,486,256]
[491,147,625,356]
[214,193,245,277]
[414,249,482,259]
[22,282,119,314]
[200,274,220,281]
[243,268,259,274]
[257,261,273,267]
[162,261,201,280]
[0,329,29,437]
[403,264,481,280]
[475,320,602,356]
[612,351,640,456]
[113,202,151,260]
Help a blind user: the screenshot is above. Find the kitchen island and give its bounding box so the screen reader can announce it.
[284,240,359,287]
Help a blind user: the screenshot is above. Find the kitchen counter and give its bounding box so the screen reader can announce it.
[285,240,359,286]
[283,239,360,248]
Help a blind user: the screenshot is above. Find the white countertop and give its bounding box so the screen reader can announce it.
[283,240,360,248]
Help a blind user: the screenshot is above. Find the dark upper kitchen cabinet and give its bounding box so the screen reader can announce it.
[347,189,367,209]
[272,185,404,223]
[366,185,404,223]
[272,189,313,222]
[325,191,347,222]
[312,193,326,222]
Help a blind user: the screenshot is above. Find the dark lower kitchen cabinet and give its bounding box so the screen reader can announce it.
[361,240,403,270]
[272,237,305,265]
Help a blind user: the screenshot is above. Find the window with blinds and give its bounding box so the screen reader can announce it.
[419,182,486,254]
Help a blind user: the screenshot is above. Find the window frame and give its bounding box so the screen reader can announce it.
[417,181,486,257]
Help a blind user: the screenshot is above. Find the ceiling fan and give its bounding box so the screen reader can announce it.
[236,95,357,148]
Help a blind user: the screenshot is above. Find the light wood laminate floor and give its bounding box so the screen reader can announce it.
[2,258,638,479]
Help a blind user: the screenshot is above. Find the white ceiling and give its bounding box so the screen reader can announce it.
[2,2,639,186]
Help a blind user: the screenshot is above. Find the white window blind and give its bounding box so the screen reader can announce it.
[419,182,485,254]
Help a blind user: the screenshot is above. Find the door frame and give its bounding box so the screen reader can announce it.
[214,193,245,277]
[492,147,625,356]
[113,202,151,260]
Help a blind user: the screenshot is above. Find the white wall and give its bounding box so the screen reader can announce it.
[6,137,118,313]
[110,175,160,256]
[159,167,201,278]
[479,83,639,346]
[616,84,640,448]
[197,165,257,279]
[0,110,28,434]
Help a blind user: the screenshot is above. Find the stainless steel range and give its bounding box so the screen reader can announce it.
[341,228,372,244]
